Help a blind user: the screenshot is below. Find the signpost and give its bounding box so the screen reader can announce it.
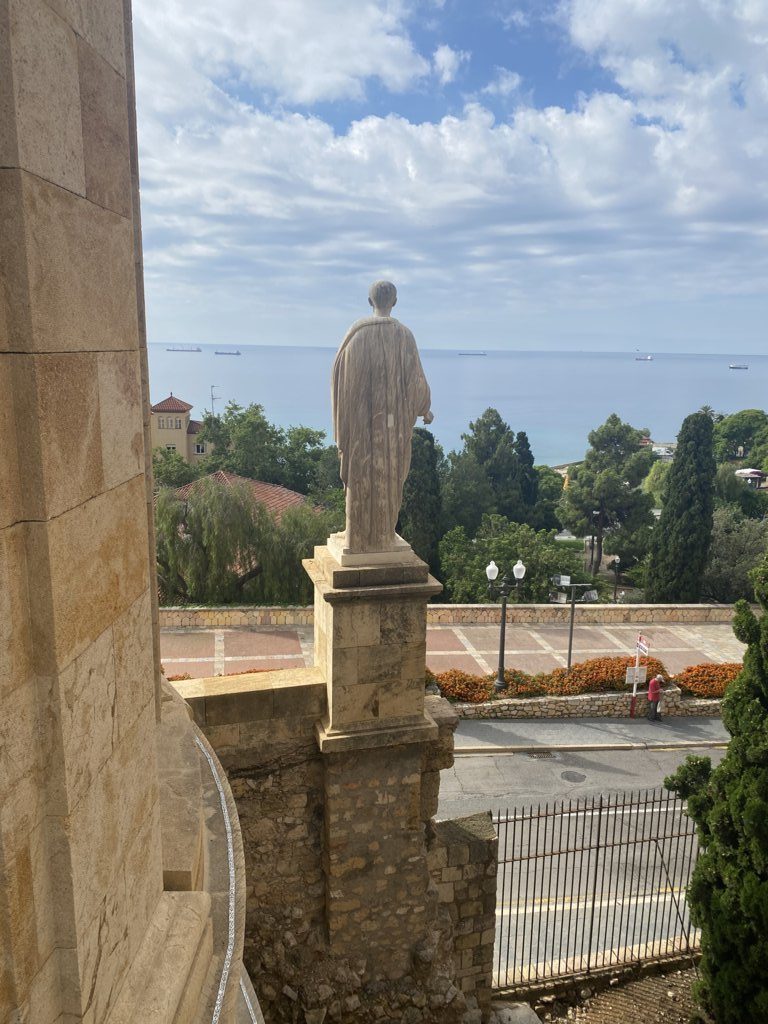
[629,634,650,718]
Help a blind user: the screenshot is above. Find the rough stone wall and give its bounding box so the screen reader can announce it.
[429,815,498,1016]
[178,674,493,1024]
[453,685,722,720]
[160,604,737,628]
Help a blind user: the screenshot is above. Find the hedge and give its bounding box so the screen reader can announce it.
[427,655,741,703]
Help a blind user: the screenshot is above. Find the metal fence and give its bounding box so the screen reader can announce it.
[494,787,700,990]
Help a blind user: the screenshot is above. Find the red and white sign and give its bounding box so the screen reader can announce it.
[636,634,650,655]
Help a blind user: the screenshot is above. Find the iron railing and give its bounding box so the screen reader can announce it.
[494,787,699,990]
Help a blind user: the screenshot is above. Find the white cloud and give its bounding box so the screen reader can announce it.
[132,0,768,351]
[135,0,430,106]
[482,67,523,97]
[432,44,470,85]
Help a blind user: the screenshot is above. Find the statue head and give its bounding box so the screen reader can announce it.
[368,280,397,317]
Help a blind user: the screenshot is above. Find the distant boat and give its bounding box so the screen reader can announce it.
[166,344,201,352]
[635,355,653,361]
[729,363,749,370]
[215,349,241,356]
[457,351,487,356]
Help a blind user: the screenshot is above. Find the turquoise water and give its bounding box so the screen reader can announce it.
[147,345,768,465]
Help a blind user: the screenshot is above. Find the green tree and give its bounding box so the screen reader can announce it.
[438,513,585,603]
[702,506,768,603]
[441,451,496,536]
[154,477,338,605]
[529,466,564,531]
[559,414,655,574]
[513,431,538,508]
[399,428,443,573]
[454,408,539,526]
[279,425,327,494]
[198,402,285,482]
[665,555,768,1023]
[646,412,715,602]
[310,445,345,517]
[714,463,768,519]
[713,408,768,463]
[152,447,203,488]
[641,460,671,507]
[462,408,510,466]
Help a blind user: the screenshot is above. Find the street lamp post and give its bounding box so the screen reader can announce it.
[486,559,526,692]
[611,556,621,602]
[550,575,599,671]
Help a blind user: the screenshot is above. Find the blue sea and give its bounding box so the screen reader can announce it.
[147,345,768,466]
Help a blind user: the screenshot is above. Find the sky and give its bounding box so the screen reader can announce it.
[132,0,768,353]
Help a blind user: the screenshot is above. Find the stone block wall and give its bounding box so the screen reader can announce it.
[176,673,497,1024]
[159,603,737,629]
[429,815,498,1016]
[453,685,723,720]
[0,1,165,1019]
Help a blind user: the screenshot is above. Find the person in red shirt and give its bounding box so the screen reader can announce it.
[647,675,662,720]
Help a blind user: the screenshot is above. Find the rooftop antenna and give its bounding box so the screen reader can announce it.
[210,385,221,416]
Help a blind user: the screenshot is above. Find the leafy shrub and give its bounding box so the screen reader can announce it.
[675,662,742,698]
[428,654,668,703]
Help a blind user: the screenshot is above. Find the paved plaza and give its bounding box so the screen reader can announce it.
[160,620,745,679]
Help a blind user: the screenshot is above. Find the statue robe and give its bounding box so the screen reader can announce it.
[332,315,431,553]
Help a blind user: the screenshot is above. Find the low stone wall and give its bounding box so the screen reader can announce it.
[160,602,736,629]
[430,814,498,1016]
[454,686,723,720]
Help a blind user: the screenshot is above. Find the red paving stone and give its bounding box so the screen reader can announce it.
[426,628,466,652]
[224,629,302,657]
[426,653,487,674]
[507,653,564,673]
[161,632,215,658]
[160,621,743,680]
[164,660,214,679]
[463,626,547,652]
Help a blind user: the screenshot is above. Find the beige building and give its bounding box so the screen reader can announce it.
[150,394,209,463]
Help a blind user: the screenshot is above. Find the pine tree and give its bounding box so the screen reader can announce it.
[399,427,444,573]
[558,413,654,574]
[666,553,768,1023]
[646,412,715,601]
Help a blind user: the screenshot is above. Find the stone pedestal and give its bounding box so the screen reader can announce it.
[303,546,443,979]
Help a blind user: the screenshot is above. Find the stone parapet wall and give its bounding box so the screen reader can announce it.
[430,815,498,1016]
[174,672,483,1023]
[159,603,736,629]
[454,686,722,720]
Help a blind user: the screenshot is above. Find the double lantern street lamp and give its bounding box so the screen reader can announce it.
[486,559,526,692]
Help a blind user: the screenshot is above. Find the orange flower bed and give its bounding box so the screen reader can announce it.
[429,655,668,703]
[675,662,741,699]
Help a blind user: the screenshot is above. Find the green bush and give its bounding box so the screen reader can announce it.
[666,553,768,1023]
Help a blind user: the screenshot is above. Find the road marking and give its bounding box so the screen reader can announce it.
[214,631,226,674]
[455,740,727,756]
[495,886,688,918]
[453,627,494,674]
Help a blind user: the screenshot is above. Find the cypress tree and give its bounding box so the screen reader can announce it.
[399,427,444,573]
[646,412,715,601]
[513,430,538,509]
[666,555,768,1023]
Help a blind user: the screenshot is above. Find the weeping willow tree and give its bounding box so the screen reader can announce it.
[155,477,340,604]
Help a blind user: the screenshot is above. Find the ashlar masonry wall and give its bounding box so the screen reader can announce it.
[177,671,497,1024]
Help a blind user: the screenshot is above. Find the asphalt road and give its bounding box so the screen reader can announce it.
[437,717,724,989]
[438,717,727,819]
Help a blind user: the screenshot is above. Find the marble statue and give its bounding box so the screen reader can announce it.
[331,281,433,556]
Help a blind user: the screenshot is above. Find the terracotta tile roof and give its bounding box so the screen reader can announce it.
[186,419,203,435]
[176,470,308,519]
[151,393,193,413]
